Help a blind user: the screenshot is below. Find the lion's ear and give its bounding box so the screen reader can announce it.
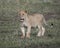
[25,10,27,13]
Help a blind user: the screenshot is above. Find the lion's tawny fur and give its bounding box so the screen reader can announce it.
[19,10,46,38]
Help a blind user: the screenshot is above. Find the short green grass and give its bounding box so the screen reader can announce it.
[0,0,60,48]
[0,19,60,48]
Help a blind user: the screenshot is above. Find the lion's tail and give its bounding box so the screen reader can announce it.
[43,18,47,25]
[43,18,52,28]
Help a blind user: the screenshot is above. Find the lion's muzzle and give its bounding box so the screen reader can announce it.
[20,18,24,22]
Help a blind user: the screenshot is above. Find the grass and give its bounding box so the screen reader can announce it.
[0,0,60,48]
[0,19,60,48]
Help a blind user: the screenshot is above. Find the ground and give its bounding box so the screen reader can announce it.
[0,0,60,48]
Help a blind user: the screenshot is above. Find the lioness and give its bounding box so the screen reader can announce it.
[19,10,47,38]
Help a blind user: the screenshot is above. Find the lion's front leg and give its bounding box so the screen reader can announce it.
[26,26,31,38]
[21,27,25,38]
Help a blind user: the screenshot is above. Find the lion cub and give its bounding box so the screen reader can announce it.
[19,10,46,38]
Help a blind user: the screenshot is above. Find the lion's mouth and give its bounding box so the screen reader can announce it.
[20,18,24,22]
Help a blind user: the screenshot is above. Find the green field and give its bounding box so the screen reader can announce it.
[0,0,60,48]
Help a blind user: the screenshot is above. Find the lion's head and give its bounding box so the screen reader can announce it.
[19,10,28,22]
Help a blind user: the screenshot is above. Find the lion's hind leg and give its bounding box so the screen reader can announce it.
[37,25,42,37]
[41,26,45,36]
